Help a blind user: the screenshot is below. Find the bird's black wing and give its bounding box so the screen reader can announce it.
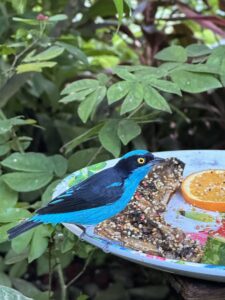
[37,167,124,215]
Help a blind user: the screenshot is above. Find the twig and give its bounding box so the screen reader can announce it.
[66,251,94,288]
[87,146,103,166]
[48,237,53,300]
[56,257,67,300]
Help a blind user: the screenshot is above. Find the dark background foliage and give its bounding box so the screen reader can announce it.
[0,0,224,299]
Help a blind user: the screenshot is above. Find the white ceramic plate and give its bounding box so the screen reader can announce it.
[53,150,225,282]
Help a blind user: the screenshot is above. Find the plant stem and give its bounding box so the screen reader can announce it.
[56,257,67,300]
[87,146,103,166]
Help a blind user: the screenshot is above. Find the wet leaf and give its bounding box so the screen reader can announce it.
[0,285,32,300]
[117,120,141,145]
[155,45,187,62]
[99,120,121,157]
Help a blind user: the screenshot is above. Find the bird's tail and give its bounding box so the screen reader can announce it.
[7,219,41,240]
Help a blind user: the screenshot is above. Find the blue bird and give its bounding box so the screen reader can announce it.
[8,150,164,239]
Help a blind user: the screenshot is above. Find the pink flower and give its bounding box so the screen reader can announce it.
[36,14,49,21]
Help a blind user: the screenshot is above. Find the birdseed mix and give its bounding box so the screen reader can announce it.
[95,158,204,262]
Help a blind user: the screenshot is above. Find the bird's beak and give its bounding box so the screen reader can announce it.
[149,156,165,166]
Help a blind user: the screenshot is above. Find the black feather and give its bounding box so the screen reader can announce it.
[37,167,125,215]
[8,220,41,240]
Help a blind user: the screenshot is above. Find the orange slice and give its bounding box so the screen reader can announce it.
[181,169,225,212]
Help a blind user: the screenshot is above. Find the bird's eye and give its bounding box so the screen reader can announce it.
[137,157,146,164]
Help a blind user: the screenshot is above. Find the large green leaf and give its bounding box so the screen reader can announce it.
[28,226,52,262]
[117,120,141,145]
[114,69,136,80]
[0,143,10,156]
[0,285,32,300]
[155,46,187,62]
[68,148,99,171]
[2,172,53,192]
[78,86,106,123]
[99,120,121,157]
[11,231,34,254]
[23,46,64,62]
[0,178,18,209]
[107,81,130,104]
[120,83,143,115]
[144,86,171,112]
[1,152,54,173]
[16,62,56,73]
[186,44,211,57]
[59,88,96,103]
[0,272,11,287]
[49,154,68,177]
[170,70,222,93]
[41,180,61,206]
[150,79,181,96]
[0,208,31,223]
[61,79,99,95]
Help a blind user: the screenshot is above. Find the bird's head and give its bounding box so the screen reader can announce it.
[116,150,164,177]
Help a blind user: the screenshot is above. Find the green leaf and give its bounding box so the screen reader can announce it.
[62,123,103,154]
[61,79,99,95]
[16,62,56,73]
[207,46,225,70]
[0,273,11,287]
[114,69,136,81]
[0,177,18,209]
[120,83,143,115]
[77,294,89,300]
[2,172,53,192]
[68,148,101,172]
[41,180,61,206]
[13,17,39,26]
[181,64,220,74]
[155,45,187,62]
[48,14,68,22]
[144,86,171,112]
[0,208,31,223]
[186,44,211,57]
[0,223,17,243]
[28,226,51,262]
[56,41,88,64]
[9,260,28,278]
[11,231,33,254]
[1,152,54,173]
[99,120,121,157]
[5,249,28,265]
[78,86,106,123]
[0,285,32,300]
[0,143,10,156]
[107,81,130,104]
[170,70,222,93]
[12,278,39,299]
[23,46,64,62]
[117,120,141,145]
[150,79,181,96]
[59,88,96,103]
[0,120,12,134]
[113,0,124,26]
[49,155,68,177]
